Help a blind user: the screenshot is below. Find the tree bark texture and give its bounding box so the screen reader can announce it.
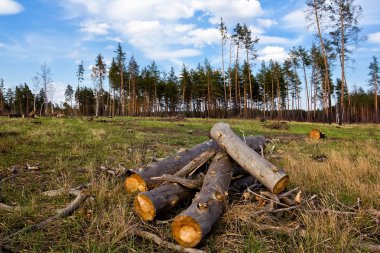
[210,122,288,194]
[134,183,194,221]
[172,152,232,248]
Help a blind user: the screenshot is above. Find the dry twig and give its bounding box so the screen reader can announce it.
[128,227,207,253]
[0,203,19,212]
[1,191,89,243]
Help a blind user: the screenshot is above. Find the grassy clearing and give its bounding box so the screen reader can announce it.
[0,116,379,252]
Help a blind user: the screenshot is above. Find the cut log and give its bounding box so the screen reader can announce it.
[308,129,326,140]
[125,136,266,193]
[172,152,232,248]
[134,144,263,222]
[210,123,288,194]
[134,183,194,221]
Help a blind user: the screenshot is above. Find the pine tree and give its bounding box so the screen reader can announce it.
[328,0,363,125]
[0,78,4,115]
[306,0,333,124]
[65,84,74,113]
[92,54,106,117]
[76,61,85,115]
[218,18,228,113]
[242,24,259,117]
[127,56,139,116]
[368,56,379,122]
[115,43,126,115]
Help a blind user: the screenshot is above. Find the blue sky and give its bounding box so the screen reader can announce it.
[0,0,379,105]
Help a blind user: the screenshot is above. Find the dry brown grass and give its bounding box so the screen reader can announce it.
[284,139,380,207]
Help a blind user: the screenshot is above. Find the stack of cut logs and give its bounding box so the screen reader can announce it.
[124,122,289,248]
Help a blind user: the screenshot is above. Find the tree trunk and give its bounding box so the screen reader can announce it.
[302,62,310,121]
[313,0,332,124]
[125,136,266,193]
[210,122,288,194]
[172,152,232,248]
[339,0,345,126]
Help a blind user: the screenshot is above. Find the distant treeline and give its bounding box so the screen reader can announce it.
[0,65,378,123]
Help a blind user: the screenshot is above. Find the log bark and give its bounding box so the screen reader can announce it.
[151,174,203,189]
[134,183,194,221]
[125,136,265,193]
[172,152,232,248]
[210,123,288,194]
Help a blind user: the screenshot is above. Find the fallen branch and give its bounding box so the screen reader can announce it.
[42,184,91,197]
[129,227,207,253]
[359,243,380,252]
[26,164,39,170]
[247,188,289,208]
[256,224,306,237]
[305,209,360,215]
[278,187,300,198]
[175,150,216,177]
[251,194,318,216]
[0,203,19,212]
[2,191,89,242]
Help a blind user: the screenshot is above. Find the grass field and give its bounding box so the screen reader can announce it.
[0,116,379,252]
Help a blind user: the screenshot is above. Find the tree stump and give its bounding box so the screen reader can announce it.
[308,129,326,140]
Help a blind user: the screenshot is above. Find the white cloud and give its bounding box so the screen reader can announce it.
[249,25,265,36]
[258,46,288,62]
[175,24,195,33]
[118,20,160,35]
[105,45,115,51]
[368,32,380,43]
[59,0,264,63]
[357,0,380,26]
[52,81,68,104]
[80,21,111,35]
[257,18,278,28]
[281,8,307,30]
[149,49,201,59]
[0,0,23,15]
[0,42,6,48]
[195,0,263,24]
[179,28,220,48]
[259,35,304,46]
[259,36,293,45]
